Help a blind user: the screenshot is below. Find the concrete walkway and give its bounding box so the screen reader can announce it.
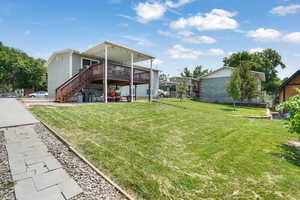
[0,98,83,200]
[0,98,38,128]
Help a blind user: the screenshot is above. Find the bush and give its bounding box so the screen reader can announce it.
[276,90,300,139]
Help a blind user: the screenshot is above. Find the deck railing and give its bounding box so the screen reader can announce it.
[55,62,151,102]
[55,63,104,102]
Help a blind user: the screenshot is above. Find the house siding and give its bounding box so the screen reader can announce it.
[120,71,159,97]
[72,53,82,75]
[48,53,70,98]
[200,77,232,103]
[200,76,263,103]
[279,73,300,103]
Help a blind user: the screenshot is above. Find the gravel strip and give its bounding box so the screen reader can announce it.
[0,129,16,200]
[33,123,128,200]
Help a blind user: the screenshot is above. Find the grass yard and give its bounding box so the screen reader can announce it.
[30,99,300,200]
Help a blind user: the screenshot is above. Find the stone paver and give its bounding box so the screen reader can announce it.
[15,178,65,200]
[0,98,38,128]
[4,125,83,200]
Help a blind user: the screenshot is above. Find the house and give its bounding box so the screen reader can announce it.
[277,70,300,103]
[200,67,265,103]
[160,67,265,103]
[160,77,200,98]
[47,41,159,103]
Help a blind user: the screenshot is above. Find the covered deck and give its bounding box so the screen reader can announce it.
[55,41,155,103]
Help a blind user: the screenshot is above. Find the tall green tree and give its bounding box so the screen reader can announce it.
[226,68,241,109]
[176,81,188,101]
[223,49,286,94]
[181,66,210,78]
[0,42,47,91]
[159,73,169,83]
[193,65,210,78]
[180,67,193,78]
[238,62,259,101]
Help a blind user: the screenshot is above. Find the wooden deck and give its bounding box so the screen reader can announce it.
[55,62,150,103]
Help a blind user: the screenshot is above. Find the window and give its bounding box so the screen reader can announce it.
[81,58,99,69]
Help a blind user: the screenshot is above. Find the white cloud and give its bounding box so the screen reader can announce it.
[117,14,135,21]
[167,44,203,59]
[167,44,224,59]
[228,51,236,56]
[153,59,163,65]
[137,41,153,46]
[158,29,216,44]
[181,35,216,44]
[206,48,224,56]
[165,0,193,8]
[134,2,166,23]
[122,35,153,46]
[282,32,300,43]
[24,30,31,36]
[158,30,175,37]
[249,48,265,53]
[247,28,282,41]
[178,30,194,37]
[270,4,300,16]
[247,29,300,44]
[170,9,239,30]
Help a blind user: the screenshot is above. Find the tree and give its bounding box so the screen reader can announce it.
[238,61,259,101]
[176,81,188,101]
[276,90,300,139]
[0,42,47,91]
[226,62,259,103]
[281,77,289,84]
[159,73,169,83]
[226,68,241,110]
[180,66,210,79]
[180,67,193,77]
[223,49,286,94]
[193,65,210,78]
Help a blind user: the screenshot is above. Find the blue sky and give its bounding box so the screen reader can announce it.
[0,0,300,78]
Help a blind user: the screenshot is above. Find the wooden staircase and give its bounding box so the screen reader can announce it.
[55,63,103,103]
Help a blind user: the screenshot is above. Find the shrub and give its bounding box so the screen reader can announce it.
[276,89,300,139]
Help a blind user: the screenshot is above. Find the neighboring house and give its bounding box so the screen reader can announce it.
[200,67,265,103]
[47,41,159,103]
[277,70,300,104]
[160,67,265,103]
[160,77,200,98]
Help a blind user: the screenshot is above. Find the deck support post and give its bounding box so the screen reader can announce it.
[130,53,134,102]
[135,85,137,101]
[104,45,108,103]
[149,59,153,103]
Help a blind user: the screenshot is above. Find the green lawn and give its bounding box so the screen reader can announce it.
[30,99,300,200]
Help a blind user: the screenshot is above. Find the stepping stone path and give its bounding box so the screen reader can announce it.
[3,125,83,200]
[0,98,39,128]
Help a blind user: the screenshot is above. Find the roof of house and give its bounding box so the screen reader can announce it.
[202,67,266,81]
[47,41,158,72]
[279,70,300,89]
[169,76,200,81]
[83,41,155,63]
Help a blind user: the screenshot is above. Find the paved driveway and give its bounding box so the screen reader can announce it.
[0,98,38,128]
